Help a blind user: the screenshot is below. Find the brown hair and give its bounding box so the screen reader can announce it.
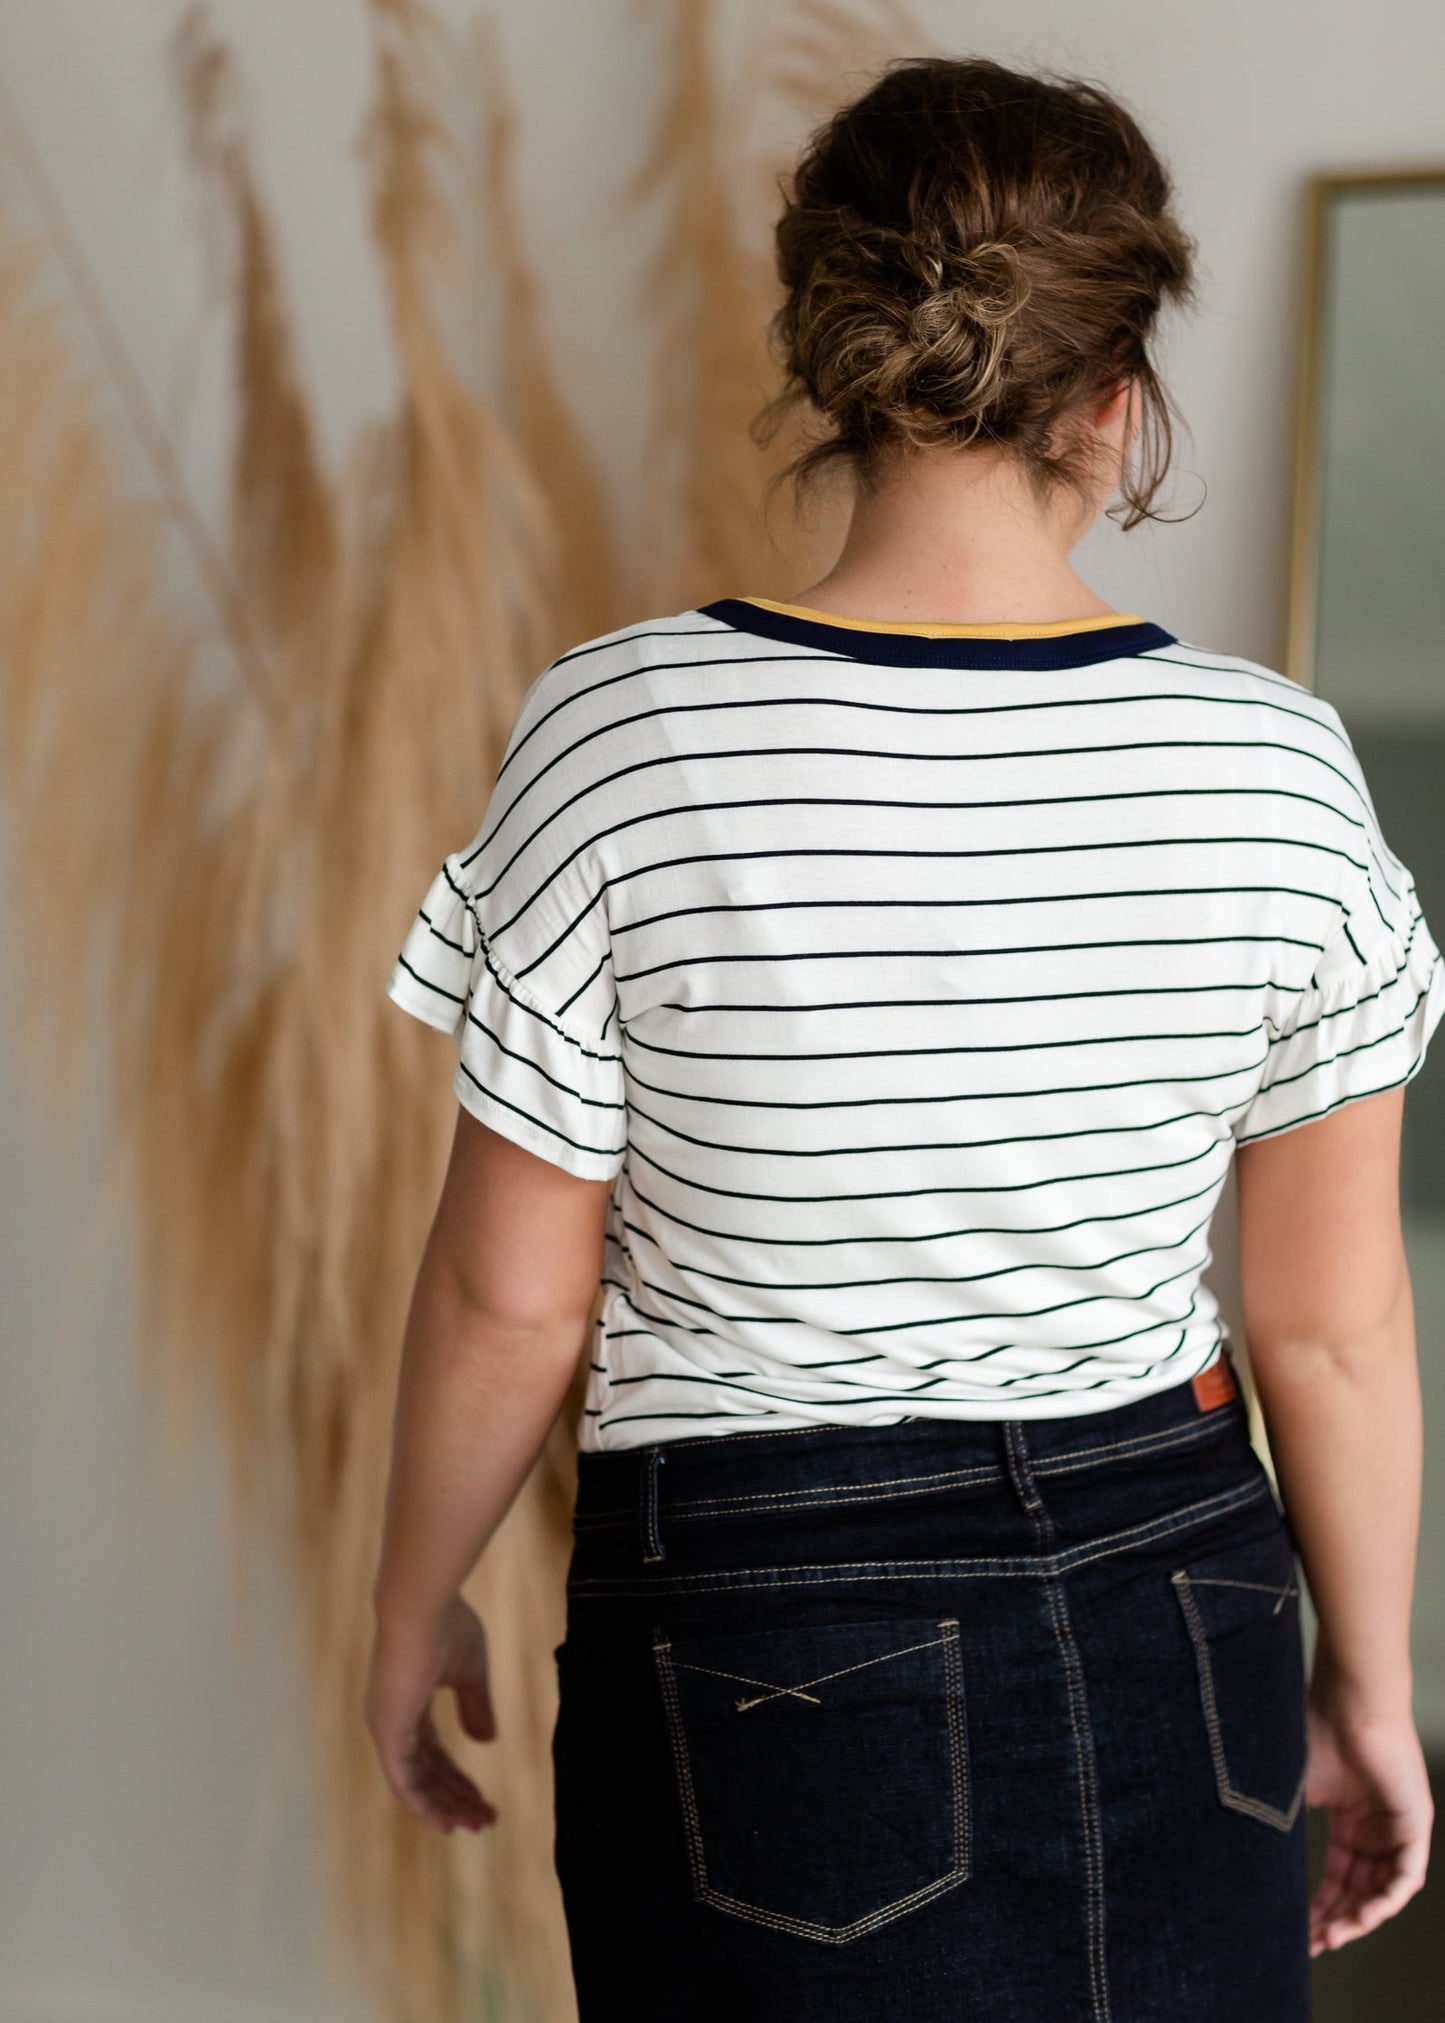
[754,55,1200,530]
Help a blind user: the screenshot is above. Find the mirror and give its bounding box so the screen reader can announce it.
[1286,163,1445,2003]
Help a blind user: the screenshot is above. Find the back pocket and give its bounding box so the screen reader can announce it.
[651,1614,969,1943]
[1171,1522,1308,1833]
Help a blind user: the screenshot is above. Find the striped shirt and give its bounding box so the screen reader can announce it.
[386,596,1445,1452]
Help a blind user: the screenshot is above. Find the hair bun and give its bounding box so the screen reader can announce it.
[754,55,1199,530]
[907,241,1031,347]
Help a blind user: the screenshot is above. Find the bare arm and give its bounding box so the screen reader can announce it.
[364,1106,613,1832]
[1235,1084,1433,1951]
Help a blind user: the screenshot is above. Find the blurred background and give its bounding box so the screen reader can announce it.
[1,2,1441,2020]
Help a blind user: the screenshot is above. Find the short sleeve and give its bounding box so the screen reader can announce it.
[384,674,627,1181]
[1233,732,1445,1145]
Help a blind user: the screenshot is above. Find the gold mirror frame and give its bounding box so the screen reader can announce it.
[1284,161,1445,691]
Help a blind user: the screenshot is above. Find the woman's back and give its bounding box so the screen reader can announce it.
[367,54,1443,2013]
[386,594,1443,1448]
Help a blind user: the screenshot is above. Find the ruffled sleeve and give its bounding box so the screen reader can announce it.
[385,642,631,1184]
[1233,804,1445,1145]
[386,849,627,1180]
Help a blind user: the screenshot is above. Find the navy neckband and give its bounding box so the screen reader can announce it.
[699,597,1177,670]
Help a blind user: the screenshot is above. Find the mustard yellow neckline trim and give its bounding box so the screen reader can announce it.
[736,595,1144,641]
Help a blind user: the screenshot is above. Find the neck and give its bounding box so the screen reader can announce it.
[795,443,1115,627]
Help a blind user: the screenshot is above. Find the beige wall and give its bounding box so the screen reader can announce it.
[2,1,1443,2017]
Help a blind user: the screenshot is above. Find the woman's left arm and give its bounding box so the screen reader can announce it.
[364,1105,612,1833]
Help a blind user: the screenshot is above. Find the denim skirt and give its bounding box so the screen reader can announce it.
[551,1346,1311,2022]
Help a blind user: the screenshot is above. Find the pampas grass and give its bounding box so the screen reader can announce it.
[0,2,931,2018]
[626,0,925,606]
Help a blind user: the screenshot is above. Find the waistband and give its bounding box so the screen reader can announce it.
[572,1344,1248,1543]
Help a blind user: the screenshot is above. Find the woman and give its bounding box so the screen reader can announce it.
[365,54,1443,2021]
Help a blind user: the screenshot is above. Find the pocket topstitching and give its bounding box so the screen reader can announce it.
[1171,1522,1309,1833]
[651,1613,969,1944]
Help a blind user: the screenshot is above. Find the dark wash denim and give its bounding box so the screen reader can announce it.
[552,1346,1312,2022]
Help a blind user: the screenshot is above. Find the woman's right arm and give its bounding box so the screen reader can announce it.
[1234,1083,1434,1954]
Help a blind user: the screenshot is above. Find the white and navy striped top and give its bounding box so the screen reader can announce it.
[386,596,1445,1452]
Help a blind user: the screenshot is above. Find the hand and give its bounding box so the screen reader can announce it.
[364,1592,498,1833]
[1306,1682,1433,1954]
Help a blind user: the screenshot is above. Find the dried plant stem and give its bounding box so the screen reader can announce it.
[0,64,264,680]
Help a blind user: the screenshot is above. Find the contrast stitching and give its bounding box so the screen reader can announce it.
[639,1446,666,1563]
[570,1410,1242,1530]
[940,1619,970,1878]
[663,1460,1003,1518]
[1185,1574,1298,1616]
[1030,1411,1237,1475]
[1041,1577,1111,2023]
[650,1618,970,1943]
[570,1476,1272,1597]
[642,1422,850,1454]
[692,1868,968,1946]
[1005,1426,1111,2023]
[1171,1571,1307,1832]
[674,1631,950,1712]
[662,1415,1238,1517]
[571,1469,997,1528]
[608,1405,1230,1458]
[1001,1421,1048,1535]
[653,1635,710,1898]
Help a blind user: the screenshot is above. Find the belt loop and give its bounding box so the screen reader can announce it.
[1002,1421,1056,1553]
[639,1445,667,1563]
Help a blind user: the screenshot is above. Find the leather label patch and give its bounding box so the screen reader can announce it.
[1192,1355,1238,1412]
